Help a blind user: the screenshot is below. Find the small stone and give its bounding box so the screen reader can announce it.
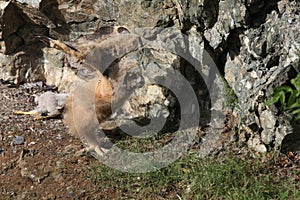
[255,144,267,153]
[0,147,4,156]
[56,134,62,140]
[16,0,41,9]
[245,81,253,90]
[248,136,267,153]
[13,136,25,145]
[250,71,258,79]
[2,116,9,120]
[28,141,36,146]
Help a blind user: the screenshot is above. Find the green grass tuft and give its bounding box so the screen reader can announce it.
[89,149,300,199]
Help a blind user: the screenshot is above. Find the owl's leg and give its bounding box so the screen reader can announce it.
[33,113,60,121]
[13,110,59,121]
[13,110,39,116]
[14,110,42,120]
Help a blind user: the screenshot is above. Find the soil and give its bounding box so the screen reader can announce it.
[0,81,299,199]
[0,81,106,199]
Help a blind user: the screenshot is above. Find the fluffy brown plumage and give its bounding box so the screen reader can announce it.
[64,74,114,137]
[44,26,144,139]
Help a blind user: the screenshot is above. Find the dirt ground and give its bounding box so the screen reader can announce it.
[0,81,111,199]
[0,80,299,200]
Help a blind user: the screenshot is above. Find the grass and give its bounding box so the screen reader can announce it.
[223,77,238,108]
[88,146,300,199]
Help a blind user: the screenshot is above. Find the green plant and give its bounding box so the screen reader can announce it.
[223,77,238,107]
[266,73,300,119]
[89,147,300,199]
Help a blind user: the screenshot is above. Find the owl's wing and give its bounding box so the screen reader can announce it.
[85,33,141,74]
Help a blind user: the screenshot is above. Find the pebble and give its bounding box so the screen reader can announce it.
[0,147,4,156]
[56,134,62,140]
[13,136,25,145]
[2,116,9,120]
[28,141,36,146]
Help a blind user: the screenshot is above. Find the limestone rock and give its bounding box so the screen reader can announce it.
[42,47,82,92]
[224,1,300,151]
[0,0,299,155]
[204,0,246,49]
[260,110,276,145]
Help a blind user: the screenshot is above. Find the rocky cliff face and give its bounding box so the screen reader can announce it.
[0,0,299,155]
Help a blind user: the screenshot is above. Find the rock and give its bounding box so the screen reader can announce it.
[128,85,169,119]
[248,136,267,153]
[0,147,4,156]
[117,0,177,28]
[0,33,23,54]
[16,0,41,9]
[42,47,82,92]
[260,110,276,145]
[0,0,299,155]
[204,0,246,49]
[12,136,25,145]
[0,1,25,40]
[224,1,300,152]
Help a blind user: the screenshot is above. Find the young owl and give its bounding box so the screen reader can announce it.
[47,26,145,153]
